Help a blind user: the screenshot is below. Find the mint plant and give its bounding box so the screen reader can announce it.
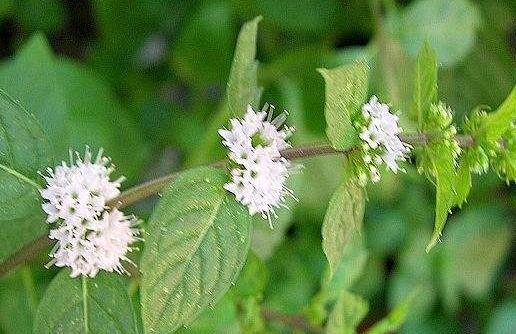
[0,11,514,334]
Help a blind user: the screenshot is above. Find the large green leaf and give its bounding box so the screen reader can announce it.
[0,89,52,263]
[140,167,252,333]
[413,41,438,129]
[319,61,368,150]
[326,290,368,334]
[322,180,365,279]
[387,0,481,66]
[0,34,148,180]
[33,270,139,334]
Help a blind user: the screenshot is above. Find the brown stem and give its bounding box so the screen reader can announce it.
[0,134,475,278]
[262,308,324,334]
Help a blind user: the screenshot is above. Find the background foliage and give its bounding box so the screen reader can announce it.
[0,0,514,333]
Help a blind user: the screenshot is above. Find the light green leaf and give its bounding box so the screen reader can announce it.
[319,61,368,150]
[387,0,481,66]
[140,167,252,333]
[322,181,365,280]
[413,41,438,129]
[452,155,471,208]
[365,290,417,334]
[326,290,368,334]
[33,270,139,334]
[227,16,263,118]
[0,89,52,263]
[425,142,456,252]
[483,85,516,142]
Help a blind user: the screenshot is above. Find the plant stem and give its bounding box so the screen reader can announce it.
[0,133,474,277]
[262,308,324,334]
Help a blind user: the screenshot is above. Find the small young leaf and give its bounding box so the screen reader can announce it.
[364,290,417,334]
[425,142,457,252]
[413,41,438,129]
[227,16,263,118]
[452,155,472,208]
[0,89,52,263]
[319,60,369,150]
[322,180,366,279]
[140,167,252,333]
[33,270,139,334]
[326,290,368,334]
[483,85,516,142]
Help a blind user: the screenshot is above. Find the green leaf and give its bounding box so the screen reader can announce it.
[322,180,365,279]
[33,270,139,334]
[0,34,148,180]
[483,85,516,142]
[319,61,369,150]
[424,142,457,252]
[187,17,262,165]
[387,0,481,66]
[227,16,263,118]
[140,167,252,333]
[413,41,438,129]
[0,89,52,263]
[452,155,471,208]
[486,300,516,334]
[326,290,368,334]
[364,290,417,334]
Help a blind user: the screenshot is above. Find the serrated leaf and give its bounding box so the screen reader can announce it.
[413,41,438,129]
[322,181,365,279]
[0,89,52,263]
[140,167,252,333]
[364,290,417,334]
[452,155,471,208]
[483,85,516,142]
[227,16,263,117]
[425,142,456,252]
[326,290,368,334]
[319,61,368,150]
[33,270,139,334]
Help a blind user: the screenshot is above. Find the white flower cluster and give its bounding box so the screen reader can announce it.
[219,104,297,227]
[356,96,411,185]
[41,148,139,278]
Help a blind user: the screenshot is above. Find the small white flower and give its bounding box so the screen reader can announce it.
[357,96,411,183]
[48,209,139,278]
[219,104,297,227]
[41,148,139,277]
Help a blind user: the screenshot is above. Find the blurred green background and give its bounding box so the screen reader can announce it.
[0,0,514,333]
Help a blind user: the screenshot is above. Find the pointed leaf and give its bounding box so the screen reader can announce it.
[0,89,52,263]
[319,60,369,150]
[34,270,139,334]
[484,85,516,142]
[365,290,417,334]
[413,41,438,129]
[452,155,471,208]
[140,167,252,333]
[322,181,365,279]
[326,291,368,334]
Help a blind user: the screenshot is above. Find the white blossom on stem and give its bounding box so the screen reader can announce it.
[40,147,139,277]
[219,104,298,227]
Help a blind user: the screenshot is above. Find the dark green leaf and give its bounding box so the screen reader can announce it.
[0,89,52,263]
[322,181,365,279]
[34,270,139,334]
[319,60,368,150]
[413,41,438,129]
[140,167,252,333]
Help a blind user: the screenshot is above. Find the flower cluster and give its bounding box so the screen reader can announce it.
[41,148,139,278]
[354,96,411,185]
[219,104,297,227]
